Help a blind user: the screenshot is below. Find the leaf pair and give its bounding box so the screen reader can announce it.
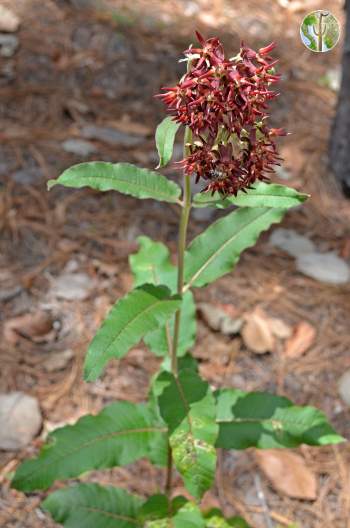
[12,378,343,497]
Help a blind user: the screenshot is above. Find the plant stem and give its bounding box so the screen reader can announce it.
[165,126,192,498]
[171,127,192,374]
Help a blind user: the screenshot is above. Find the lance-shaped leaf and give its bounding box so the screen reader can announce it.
[84,284,181,381]
[215,389,345,450]
[156,369,218,500]
[12,401,168,492]
[193,182,309,210]
[155,116,181,168]
[184,207,285,289]
[48,162,181,203]
[130,237,196,356]
[43,483,142,528]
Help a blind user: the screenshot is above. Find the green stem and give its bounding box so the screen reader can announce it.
[171,127,192,374]
[165,126,192,498]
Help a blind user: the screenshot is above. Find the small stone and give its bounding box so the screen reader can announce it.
[269,228,315,257]
[52,272,93,300]
[0,33,19,57]
[62,138,97,157]
[43,349,74,372]
[322,67,341,92]
[274,164,292,181]
[0,392,42,450]
[296,251,350,285]
[81,125,143,147]
[0,6,20,33]
[12,167,42,184]
[338,370,350,406]
[183,1,200,17]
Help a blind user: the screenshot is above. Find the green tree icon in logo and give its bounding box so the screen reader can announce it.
[301,10,340,52]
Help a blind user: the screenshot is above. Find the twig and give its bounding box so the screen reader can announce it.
[254,474,274,528]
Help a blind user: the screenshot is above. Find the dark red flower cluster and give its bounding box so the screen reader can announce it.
[157,32,285,195]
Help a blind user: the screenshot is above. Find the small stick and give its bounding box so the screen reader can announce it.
[254,474,274,528]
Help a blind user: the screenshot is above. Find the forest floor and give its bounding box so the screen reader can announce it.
[1,0,350,527]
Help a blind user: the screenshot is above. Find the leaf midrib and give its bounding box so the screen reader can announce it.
[195,190,303,206]
[19,426,167,485]
[79,505,141,525]
[94,298,177,369]
[58,166,179,201]
[185,209,278,288]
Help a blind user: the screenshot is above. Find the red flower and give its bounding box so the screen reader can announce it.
[157,32,285,195]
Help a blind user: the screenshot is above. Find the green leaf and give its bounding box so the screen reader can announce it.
[130,236,177,291]
[130,237,196,357]
[156,369,218,500]
[204,509,251,527]
[184,207,285,289]
[43,483,142,528]
[84,284,181,381]
[193,182,309,210]
[173,502,206,528]
[145,291,196,357]
[155,117,181,168]
[48,162,181,203]
[12,401,167,492]
[215,389,345,450]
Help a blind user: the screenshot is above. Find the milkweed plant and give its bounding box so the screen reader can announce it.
[12,33,344,528]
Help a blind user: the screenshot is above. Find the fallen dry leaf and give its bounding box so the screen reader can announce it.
[198,303,242,335]
[255,449,317,500]
[284,321,316,359]
[268,317,292,339]
[241,307,275,354]
[4,311,55,345]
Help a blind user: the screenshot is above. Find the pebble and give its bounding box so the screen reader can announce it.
[269,228,315,257]
[12,167,43,184]
[296,251,350,285]
[0,6,20,33]
[0,392,42,450]
[338,370,350,406]
[81,125,144,147]
[51,272,94,301]
[43,349,74,372]
[62,138,97,157]
[0,33,19,57]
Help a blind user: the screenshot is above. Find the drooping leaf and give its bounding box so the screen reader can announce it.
[156,369,218,500]
[48,162,181,203]
[215,389,345,450]
[184,208,285,289]
[43,483,142,528]
[84,284,181,381]
[155,116,181,168]
[12,401,167,492]
[130,237,196,356]
[193,182,309,210]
